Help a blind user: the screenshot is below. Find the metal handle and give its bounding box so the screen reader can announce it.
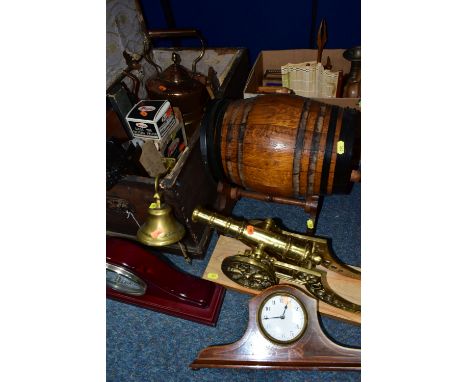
[147,28,206,74]
[122,70,140,101]
[148,29,199,39]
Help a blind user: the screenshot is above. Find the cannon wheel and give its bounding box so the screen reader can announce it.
[221,255,277,291]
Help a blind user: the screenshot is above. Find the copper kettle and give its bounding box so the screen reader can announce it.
[145,31,210,137]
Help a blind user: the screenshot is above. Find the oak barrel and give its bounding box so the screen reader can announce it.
[200,94,360,198]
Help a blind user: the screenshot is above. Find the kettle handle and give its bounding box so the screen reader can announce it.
[122,70,141,101]
[147,29,206,74]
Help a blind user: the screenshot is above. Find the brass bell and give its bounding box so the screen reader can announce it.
[137,176,185,247]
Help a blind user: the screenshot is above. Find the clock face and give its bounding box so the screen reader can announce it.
[258,292,307,344]
[106,263,147,296]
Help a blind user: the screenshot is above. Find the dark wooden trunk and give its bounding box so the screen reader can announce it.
[106,133,235,259]
[106,48,248,259]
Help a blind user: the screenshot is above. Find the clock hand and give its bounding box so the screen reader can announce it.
[280,304,288,319]
[264,304,289,320]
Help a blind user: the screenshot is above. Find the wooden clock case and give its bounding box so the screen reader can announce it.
[191,284,360,369]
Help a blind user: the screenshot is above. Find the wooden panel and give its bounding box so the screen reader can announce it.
[203,235,360,325]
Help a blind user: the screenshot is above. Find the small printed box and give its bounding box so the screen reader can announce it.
[125,100,177,139]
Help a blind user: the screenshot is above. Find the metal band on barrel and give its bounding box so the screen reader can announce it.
[332,108,358,193]
[306,105,326,198]
[320,105,339,194]
[292,98,312,198]
[200,99,221,182]
[326,107,344,194]
[212,99,230,182]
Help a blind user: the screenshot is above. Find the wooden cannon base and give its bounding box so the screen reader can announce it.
[202,235,361,325]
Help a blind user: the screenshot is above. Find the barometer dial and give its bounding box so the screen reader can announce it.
[106,263,147,296]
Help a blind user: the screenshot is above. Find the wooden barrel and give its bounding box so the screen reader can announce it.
[200,94,360,198]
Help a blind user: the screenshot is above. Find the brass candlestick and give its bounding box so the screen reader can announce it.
[343,46,361,98]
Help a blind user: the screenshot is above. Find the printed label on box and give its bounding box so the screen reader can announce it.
[156,110,176,139]
[162,127,187,159]
[127,120,160,138]
[127,100,166,121]
[126,100,176,140]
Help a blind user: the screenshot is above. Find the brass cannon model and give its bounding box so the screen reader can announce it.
[192,207,360,313]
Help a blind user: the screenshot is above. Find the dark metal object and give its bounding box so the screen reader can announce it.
[106,140,127,189]
[106,139,146,190]
[316,19,327,64]
[207,66,220,95]
[106,81,136,140]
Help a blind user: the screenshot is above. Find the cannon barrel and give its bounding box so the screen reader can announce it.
[192,207,318,264]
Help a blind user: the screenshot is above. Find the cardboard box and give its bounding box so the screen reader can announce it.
[244,49,360,109]
[138,114,188,178]
[154,118,187,159]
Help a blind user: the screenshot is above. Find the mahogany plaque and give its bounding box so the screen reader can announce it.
[106,237,225,326]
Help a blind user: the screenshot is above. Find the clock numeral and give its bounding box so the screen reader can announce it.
[266,307,270,311]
